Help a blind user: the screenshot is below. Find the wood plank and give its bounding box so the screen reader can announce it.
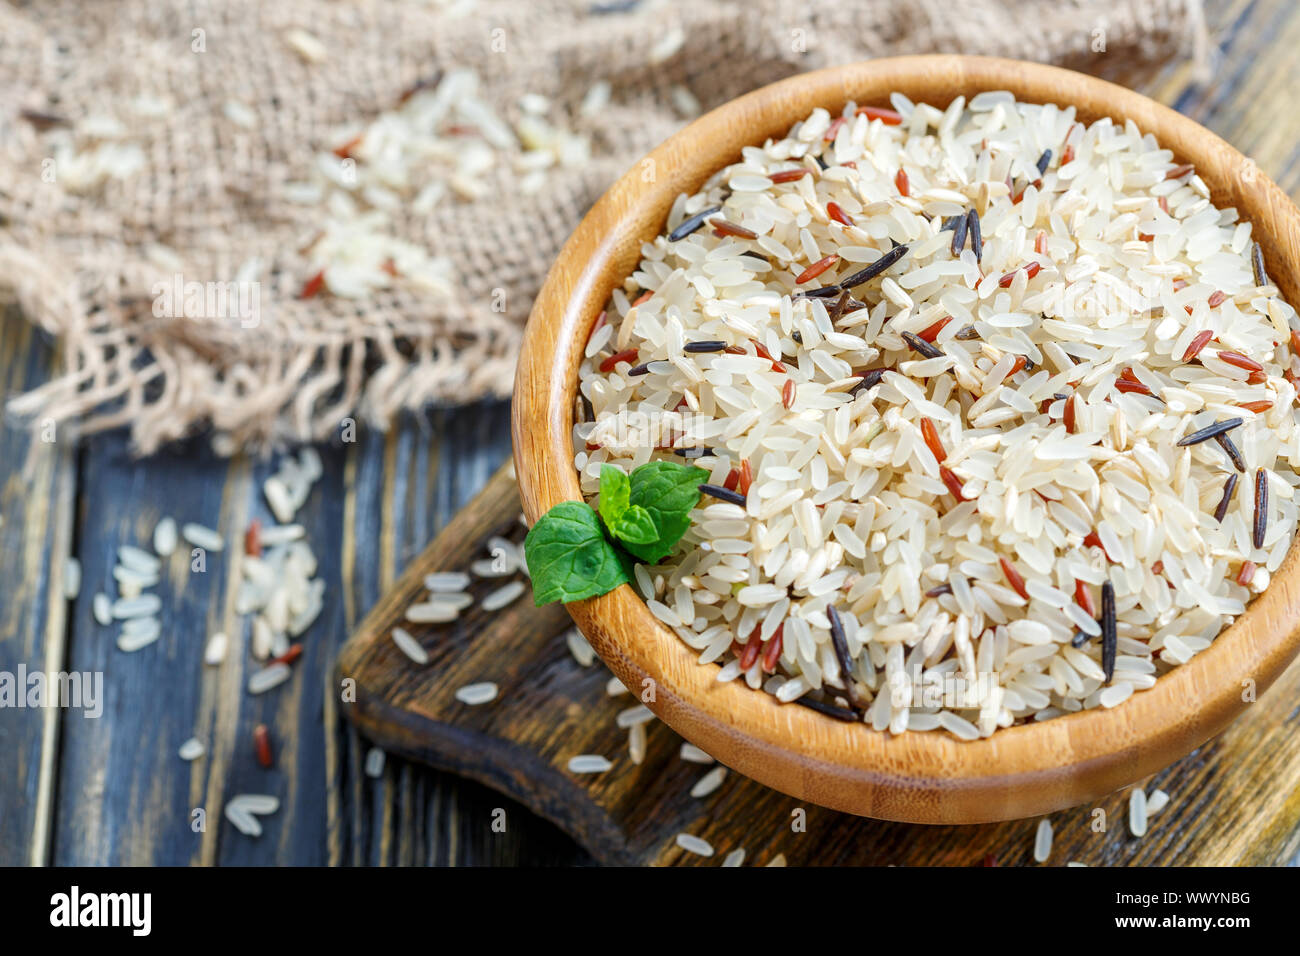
[48,398,578,865]
[0,307,77,867]
[52,437,249,865]
[335,403,585,866]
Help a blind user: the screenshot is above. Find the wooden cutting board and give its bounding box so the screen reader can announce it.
[336,463,1300,866]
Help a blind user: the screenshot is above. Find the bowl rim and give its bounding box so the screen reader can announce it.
[512,54,1300,823]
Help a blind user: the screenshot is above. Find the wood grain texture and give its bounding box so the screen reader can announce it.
[42,400,581,866]
[512,54,1300,824]
[0,307,76,866]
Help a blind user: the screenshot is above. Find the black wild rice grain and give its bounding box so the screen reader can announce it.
[1071,630,1091,648]
[1036,149,1052,175]
[825,606,857,688]
[1176,417,1243,446]
[794,696,860,722]
[794,285,844,299]
[1254,468,1268,549]
[1101,580,1116,684]
[815,154,829,170]
[580,392,595,422]
[20,109,70,130]
[838,243,909,288]
[627,362,652,376]
[741,250,769,263]
[939,214,961,232]
[955,325,980,341]
[684,340,728,353]
[698,483,746,506]
[667,205,722,242]
[950,211,969,257]
[791,331,803,344]
[901,330,943,359]
[966,209,983,263]
[1214,432,1246,472]
[924,582,953,598]
[851,368,887,395]
[1214,473,1238,523]
[827,289,851,322]
[673,446,714,459]
[1252,241,1269,287]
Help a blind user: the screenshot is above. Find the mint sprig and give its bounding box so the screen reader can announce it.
[524,460,710,606]
[622,461,708,564]
[598,464,658,545]
[523,501,629,605]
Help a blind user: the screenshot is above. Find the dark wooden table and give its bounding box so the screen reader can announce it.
[3,0,1299,866]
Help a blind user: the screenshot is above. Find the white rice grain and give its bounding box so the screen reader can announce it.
[1033,818,1053,863]
[63,557,81,599]
[181,522,224,552]
[178,738,205,761]
[93,592,113,626]
[690,766,728,798]
[391,627,429,665]
[567,754,613,773]
[153,516,178,556]
[455,681,499,706]
[248,663,291,695]
[1129,787,1149,837]
[481,580,527,611]
[675,833,714,857]
[425,571,472,592]
[680,743,715,764]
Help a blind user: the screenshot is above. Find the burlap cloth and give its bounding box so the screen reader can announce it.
[0,0,1207,454]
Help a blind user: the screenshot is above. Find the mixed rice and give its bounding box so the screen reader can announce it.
[573,92,1300,739]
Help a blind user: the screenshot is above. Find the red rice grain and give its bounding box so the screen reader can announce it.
[600,348,638,373]
[712,219,758,240]
[1237,561,1257,587]
[1000,557,1029,601]
[795,254,840,285]
[254,724,273,768]
[939,466,968,501]
[1183,329,1214,362]
[769,168,810,183]
[826,202,854,227]
[920,417,947,462]
[856,105,903,125]
[299,270,325,299]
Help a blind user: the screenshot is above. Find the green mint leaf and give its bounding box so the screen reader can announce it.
[524,501,630,605]
[598,464,631,528]
[610,503,658,545]
[622,460,710,564]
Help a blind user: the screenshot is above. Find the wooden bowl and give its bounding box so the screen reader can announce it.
[512,55,1300,824]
